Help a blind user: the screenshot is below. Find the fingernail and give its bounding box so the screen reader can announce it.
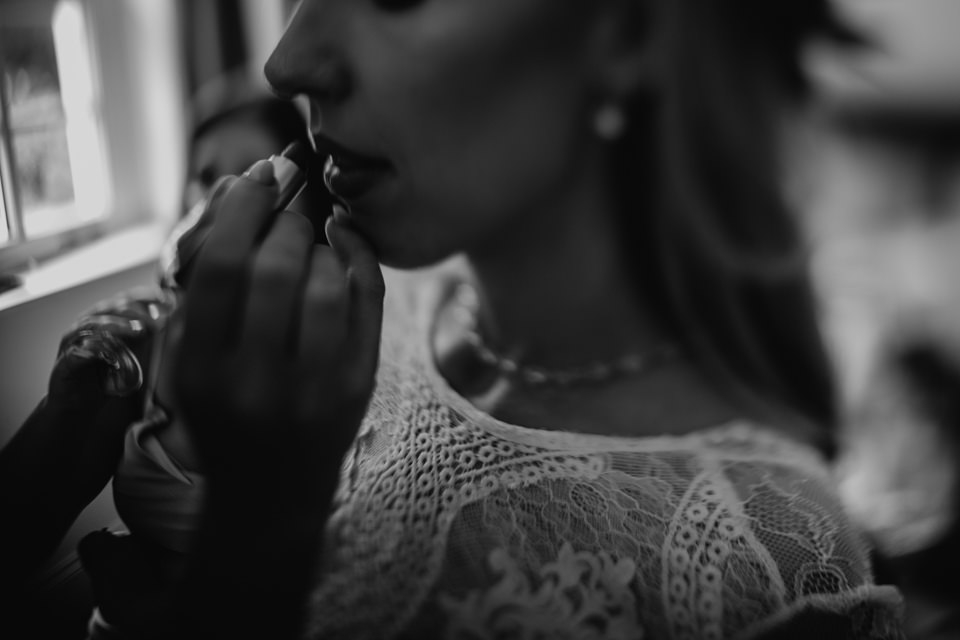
[242,159,276,185]
[324,212,338,246]
[331,205,353,231]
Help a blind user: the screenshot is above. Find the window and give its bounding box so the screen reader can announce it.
[0,0,109,267]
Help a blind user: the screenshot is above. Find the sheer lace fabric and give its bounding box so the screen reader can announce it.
[111,267,904,639]
[303,269,903,639]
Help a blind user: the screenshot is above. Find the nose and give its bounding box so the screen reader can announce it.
[264,1,351,104]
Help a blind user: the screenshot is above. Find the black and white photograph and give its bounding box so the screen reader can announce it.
[1,1,959,638]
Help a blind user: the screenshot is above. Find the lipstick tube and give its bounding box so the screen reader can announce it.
[161,140,313,291]
[268,139,312,213]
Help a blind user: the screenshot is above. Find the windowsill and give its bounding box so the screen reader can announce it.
[0,222,170,313]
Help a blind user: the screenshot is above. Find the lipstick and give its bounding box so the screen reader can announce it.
[161,140,314,290]
[269,139,312,212]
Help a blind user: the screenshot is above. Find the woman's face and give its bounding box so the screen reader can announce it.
[266,0,612,268]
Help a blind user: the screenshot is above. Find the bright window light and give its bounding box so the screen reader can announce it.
[53,0,110,224]
[0,182,8,245]
[0,0,112,254]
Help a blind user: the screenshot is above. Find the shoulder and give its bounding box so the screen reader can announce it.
[596,423,906,638]
[679,423,905,637]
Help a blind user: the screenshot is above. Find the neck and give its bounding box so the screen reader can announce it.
[462,153,668,370]
[436,146,745,438]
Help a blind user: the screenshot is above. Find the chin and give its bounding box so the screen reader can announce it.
[342,209,460,270]
[373,238,457,271]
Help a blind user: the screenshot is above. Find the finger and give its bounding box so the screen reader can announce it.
[183,162,279,355]
[325,214,385,381]
[199,162,277,256]
[241,210,315,355]
[70,315,149,343]
[168,176,235,286]
[84,286,167,317]
[89,288,177,329]
[298,245,349,368]
[54,345,105,377]
[84,300,172,327]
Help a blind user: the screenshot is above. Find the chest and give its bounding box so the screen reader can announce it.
[306,414,861,640]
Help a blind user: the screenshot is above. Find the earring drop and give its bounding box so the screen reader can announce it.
[593,103,626,141]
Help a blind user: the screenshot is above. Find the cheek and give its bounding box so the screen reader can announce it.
[375,8,592,216]
[349,1,598,265]
[415,106,581,238]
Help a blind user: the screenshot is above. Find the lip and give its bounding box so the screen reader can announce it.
[313,132,391,202]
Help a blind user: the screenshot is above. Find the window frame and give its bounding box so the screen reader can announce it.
[0,0,188,276]
[0,0,109,272]
[0,70,22,245]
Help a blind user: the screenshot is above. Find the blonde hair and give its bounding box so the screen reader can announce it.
[617,0,862,454]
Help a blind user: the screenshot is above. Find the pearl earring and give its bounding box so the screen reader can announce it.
[593,103,627,141]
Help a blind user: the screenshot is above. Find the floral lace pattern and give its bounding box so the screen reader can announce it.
[298,269,904,640]
[438,543,642,640]
[309,369,609,638]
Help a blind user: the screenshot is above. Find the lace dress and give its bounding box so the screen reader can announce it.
[113,267,905,640]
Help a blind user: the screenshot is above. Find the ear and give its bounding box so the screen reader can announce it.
[588,0,661,100]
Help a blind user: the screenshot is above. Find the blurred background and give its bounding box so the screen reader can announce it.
[800,0,960,559]
[0,0,959,636]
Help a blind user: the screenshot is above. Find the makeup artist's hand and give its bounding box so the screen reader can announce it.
[169,160,385,506]
[52,288,172,408]
[45,289,172,500]
[137,161,385,638]
[0,290,170,590]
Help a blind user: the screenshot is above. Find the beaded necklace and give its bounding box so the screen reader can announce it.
[450,284,680,387]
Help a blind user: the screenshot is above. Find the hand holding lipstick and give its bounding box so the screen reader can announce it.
[170,159,385,500]
[130,159,386,638]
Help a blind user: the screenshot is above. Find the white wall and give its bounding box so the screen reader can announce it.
[87,0,187,226]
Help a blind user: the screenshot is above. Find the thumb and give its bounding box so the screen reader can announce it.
[325,210,385,381]
[325,206,384,304]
